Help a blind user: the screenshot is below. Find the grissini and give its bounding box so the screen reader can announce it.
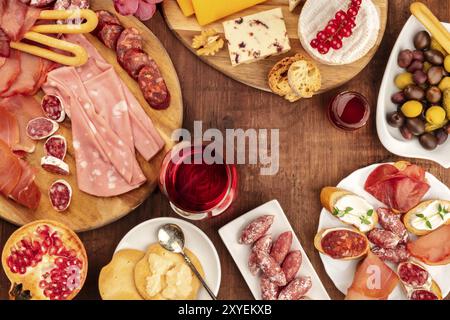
[320,187,378,232]
[403,200,450,236]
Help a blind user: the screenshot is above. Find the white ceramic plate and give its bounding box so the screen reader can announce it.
[377,16,450,168]
[115,217,221,300]
[317,163,450,300]
[219,200,330,300]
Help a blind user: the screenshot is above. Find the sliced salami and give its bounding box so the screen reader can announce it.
[98,24,124,50]
[41,156,70,175]
[138,64,171,109]
[41,94,65,122]
[44,135,67,160]
[29,0,55,7]
[121,48,152,79]
[398,262,430,288]
[26,117,59,140]
[367,229,401,249]
[49,179,72,212]
[410,289,439,300]
[116,27,143,63]
[95,10,121,31]
[371,245,410,264]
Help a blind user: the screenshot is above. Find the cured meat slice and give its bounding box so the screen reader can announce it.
[95,10,121,32]
[44,135,67,160]
[0,50,21,94]
[278,277,312,300]
[364,163,430,212]
[41,156,70,175]
[397,262,429,288]
[26,117,59,140]
[116,27,143,63]
[134,0,157,21]
[0,27,10,57]
[346,251,399,300]
[113,0,139,17]
[377,208,408,243]
[98,24,124,50]
[9,159,41,210]
[41,94,65,122]
[121,48,152,79]
[410,290,439,300]
[0,139,22,196]
[1,52,43,97]
[29,0,56,7]
[0,107,19,148]
[407,225,450,265]
[49,179,72,212]
[371,245,410,264]
[138,64,170,109]
[0,0,41,41]
[0,95,44,153]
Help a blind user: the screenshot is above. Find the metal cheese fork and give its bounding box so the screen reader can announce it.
[158,223,218,300]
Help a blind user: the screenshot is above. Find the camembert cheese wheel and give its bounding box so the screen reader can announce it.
[298,0,380,65]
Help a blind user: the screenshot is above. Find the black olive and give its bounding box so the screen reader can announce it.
[424,49,445,65]
[436,129,448,145]
[404,85,425,100]
[406,118,426,136]
[426,86,442,104]
[414,31,431,50]
[419,133,438,150]
[387,112,406,128]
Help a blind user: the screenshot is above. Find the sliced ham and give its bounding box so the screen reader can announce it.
[364,163,430,212]
[0,95,44,153]
[0,107,19,148]
[346,251,399,300]
[0,139,22,196]
[43,34,165,197]
[1,52,43,97]
[0,0,40,41]
[0,50,21,94]
[407,225,450,266]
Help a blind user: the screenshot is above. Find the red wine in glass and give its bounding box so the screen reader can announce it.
[159,143,238,220]
[328,91,371,131]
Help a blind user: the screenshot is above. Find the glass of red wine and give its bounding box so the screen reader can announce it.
[328,91,371,131]
[159,142,238,220]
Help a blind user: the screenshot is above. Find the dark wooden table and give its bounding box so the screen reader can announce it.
[1,0,449,300]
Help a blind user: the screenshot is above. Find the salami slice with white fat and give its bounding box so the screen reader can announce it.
[41,94,65,122]
[49,179,72,212]
[44,135,67,160]
[41,156,70,175]
[26,117,59,140]
[29,0,55,7]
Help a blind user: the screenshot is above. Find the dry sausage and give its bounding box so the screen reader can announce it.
[398,262,430,288]
[371,245,410,264]
[49,179,72,212]
[121,48,153,79]
[44,135,67,160]
[26,117,59,140]
[256,251,286,286]
[260,276,278,300]
[41,156,70,176]
[41,94,65,122]
[98,24,124,50]
[281,251,302,282]
[239,215,274,245]
[278,277,312,300]
[138,64,171,110]
[248,234,272,275]
[367,229,401,249]
[116,27,143,64]
[270,231,292,264]
[377,208,408,243]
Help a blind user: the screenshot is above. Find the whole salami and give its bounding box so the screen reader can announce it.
[26,117,59,140]
[278,277,312,300]
[377,208,408,243]
[116,27,143,63]
[281,251,302,283]
[248,234,272,275]
[44,135,67,160]
[121,48,152,79]
[98,24,124,50]
[138,64,171,109]
[41,94,65,122]
[367,228,401,249]
[270,231,292,264]
[255,251,286,286]
[371,245,410,264]
[239,215,274,245]
[49,179,72,212]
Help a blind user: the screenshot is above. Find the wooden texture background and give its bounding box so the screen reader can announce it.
[1,0,449,300]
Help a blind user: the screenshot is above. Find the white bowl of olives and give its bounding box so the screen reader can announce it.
[377,15,450,168]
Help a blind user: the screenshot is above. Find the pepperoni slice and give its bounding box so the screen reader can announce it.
[98,24,124,50]
[41,95,65,122]
[26,117,59,140]
[138,64,170,109]
[41,156,70,176]
[410,289,439,300]
[121,48,152,79]
[44,135,67,160]
[398,262,430,288]
[49,179,72,212]
[116,27,143,63]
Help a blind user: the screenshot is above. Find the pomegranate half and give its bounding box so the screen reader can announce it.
[1,220,88,300]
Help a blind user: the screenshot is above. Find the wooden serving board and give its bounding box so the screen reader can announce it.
[0,0,183,232]
[162,0,388,94]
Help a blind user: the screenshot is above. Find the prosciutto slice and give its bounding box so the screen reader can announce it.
[364,163,430,213]
[0,139,21,195]
[0,0,40,42]
[43,34,164,197]
[0,50,20,94]
[407,225,450,266]
[0,107,19,148]
[346,251,399,300]
[0,96,43,153]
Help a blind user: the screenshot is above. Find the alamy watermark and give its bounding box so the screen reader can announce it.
[171,121,280,176]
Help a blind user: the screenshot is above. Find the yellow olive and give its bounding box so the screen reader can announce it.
[439,77,450,92]
[445,55,450,73]
[431,38,447,56]
[443,89,450,120]
[401,100,423,118]
[425,119,448,132]
[426,106,447,125]
[395,72,414,90]
[423,62,432,72]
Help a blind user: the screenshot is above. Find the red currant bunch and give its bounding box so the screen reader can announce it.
[310,0,363,55]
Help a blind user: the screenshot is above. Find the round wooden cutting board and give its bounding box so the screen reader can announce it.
[0,0,183,232]
[162,0,388,94]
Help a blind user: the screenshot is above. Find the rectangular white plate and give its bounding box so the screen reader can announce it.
[219,200,330,300]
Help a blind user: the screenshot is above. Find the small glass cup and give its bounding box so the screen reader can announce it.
[328,91,371,131]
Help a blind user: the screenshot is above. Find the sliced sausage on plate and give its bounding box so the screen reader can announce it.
[116,27,143,63]
[98,24,124,50]
[121,48,153,79]
[26,117,59,140]
[49,179,72,212]
[138,64,171,109]
[44,135,67,160]
[41,94,65,122]
[41,156,70,175]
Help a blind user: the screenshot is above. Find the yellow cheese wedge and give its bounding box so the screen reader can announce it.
[192,0,268,26]
[177,0,195,17]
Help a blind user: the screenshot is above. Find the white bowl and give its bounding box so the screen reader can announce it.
[115,217,221,300]
[376,16,450,168]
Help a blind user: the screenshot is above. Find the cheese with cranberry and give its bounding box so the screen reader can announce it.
[223,8,291,66]
[298,0,380,65]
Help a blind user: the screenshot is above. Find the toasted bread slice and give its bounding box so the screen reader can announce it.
[320,187,378,232]
[289,0,301,11]
[314,227,369,260]
[268,54,303,102]
[288,60,321,98]
[403,200,450,236]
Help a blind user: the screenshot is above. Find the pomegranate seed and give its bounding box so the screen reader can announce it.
[310,38,320,49]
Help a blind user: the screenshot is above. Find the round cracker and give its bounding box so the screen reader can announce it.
[134,243,204,300]
[99,249,145,300]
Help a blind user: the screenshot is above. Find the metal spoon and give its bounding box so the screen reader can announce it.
[158,223,217,300]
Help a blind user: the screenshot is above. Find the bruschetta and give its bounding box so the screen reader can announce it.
[320,187,378,232]
[314,227,369,260]
[403,200,450,236]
